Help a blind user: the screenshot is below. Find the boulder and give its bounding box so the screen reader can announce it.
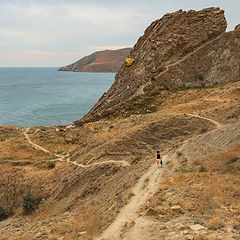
[190,224,205,231]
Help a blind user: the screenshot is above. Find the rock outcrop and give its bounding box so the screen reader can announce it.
[77,7,240,124]
[58,48,131,72]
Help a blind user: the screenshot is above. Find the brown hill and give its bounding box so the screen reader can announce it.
[78,7,240,125]
[0,79,239,240]
[0,7,240,240]
[58,48,131,72]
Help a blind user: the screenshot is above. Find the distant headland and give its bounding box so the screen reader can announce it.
[58,47,132,72]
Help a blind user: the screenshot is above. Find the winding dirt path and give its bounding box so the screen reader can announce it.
[186,113,222,128]
[97,156,167,240]
[24,114,221,240]
[23,128,130,168]
[96,114,222,240]
[24,128,50,153]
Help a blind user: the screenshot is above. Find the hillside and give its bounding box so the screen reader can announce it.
[78,7,240,126]
[0,7,240,240]
[58,48,131,72]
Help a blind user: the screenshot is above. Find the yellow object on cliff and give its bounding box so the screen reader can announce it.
[125,57,134,67]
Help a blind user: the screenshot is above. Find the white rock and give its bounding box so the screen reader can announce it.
[190,224,205,231]
[78,231,87,236]
[171,205,181,210]
[34,128,40,133]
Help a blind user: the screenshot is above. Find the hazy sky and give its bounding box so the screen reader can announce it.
[0,0,239,67]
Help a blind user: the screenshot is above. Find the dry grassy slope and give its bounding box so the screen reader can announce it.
[58,48,131,72]
[0,126,54,163]
[121,126,240,240]
[0,81,239,240]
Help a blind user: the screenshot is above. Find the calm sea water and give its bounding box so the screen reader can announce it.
[0,67,115,126]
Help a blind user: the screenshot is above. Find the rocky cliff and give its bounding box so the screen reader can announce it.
[58,48,131,72]
[78,7,240,125]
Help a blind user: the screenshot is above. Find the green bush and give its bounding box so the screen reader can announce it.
[179,167,195,173]
[0,205,11,221]
[22,191,40,213]
[199,165,207,172]
[48,162,56,169]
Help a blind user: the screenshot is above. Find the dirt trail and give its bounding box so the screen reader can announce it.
[97,156,168,240]
[137,33,224,95]
[186,113,222,128]
[24,128,50,153]
[23,128,130,168]
[97,114,222,240]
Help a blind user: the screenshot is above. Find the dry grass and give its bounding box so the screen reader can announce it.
[0,134,53,162]
[0,140,53,161]
[51,200,104,240]
[193,142,240,173]
[165,172,240,215]
[147,143,240,228]
[158,81,240,115]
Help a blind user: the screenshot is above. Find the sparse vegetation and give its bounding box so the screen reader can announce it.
[0,205,12,221]
[52,201,104,240]
[144,142,240,240]
[128,192,135,199]
[0,77,239,238]
[22,190,40,213]
[195,72,204,81]
[199,165,207,172]
[131,156,142,164]
[178,166,195,173]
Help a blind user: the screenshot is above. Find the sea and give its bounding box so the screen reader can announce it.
[0,67,115,127]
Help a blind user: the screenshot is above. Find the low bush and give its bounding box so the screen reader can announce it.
[0,205,11,221]
[179,167,195,173]
[22,190,40,213]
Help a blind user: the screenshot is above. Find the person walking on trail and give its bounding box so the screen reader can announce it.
[156,151,163,168]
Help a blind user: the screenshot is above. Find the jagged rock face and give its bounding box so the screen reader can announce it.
[81,7,240,123]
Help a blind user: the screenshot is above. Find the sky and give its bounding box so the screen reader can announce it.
[0,0,239,67]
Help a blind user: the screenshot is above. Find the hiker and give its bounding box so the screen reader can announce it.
[156,151,162,168]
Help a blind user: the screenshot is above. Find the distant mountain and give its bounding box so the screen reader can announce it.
[58,48,132,72]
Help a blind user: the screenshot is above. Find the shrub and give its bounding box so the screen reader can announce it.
[199,165,207,172]
[22,190,40,213]
[195,72,204,81]
[128,192,135,199]
[47,162,56,169]
[0,205,11,221]
[179,167,195,173]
